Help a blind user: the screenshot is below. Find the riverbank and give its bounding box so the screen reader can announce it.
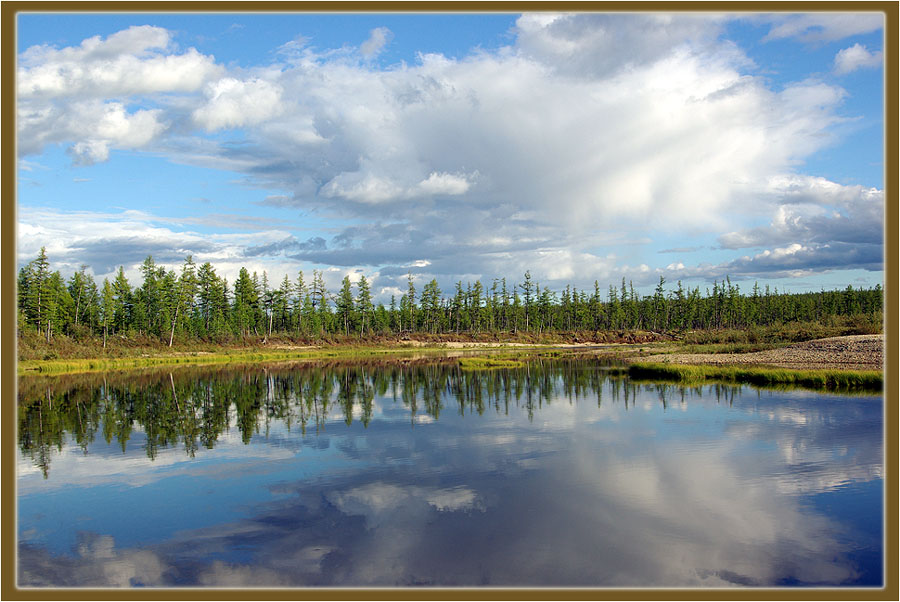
[17,341,649,376]
[17,333,884,380]
[16,329,672,363]
[624,335,884,391]
[16,328,671,375]
[631,334,884,371]
[19,319,880,363]
[627,363,882,391]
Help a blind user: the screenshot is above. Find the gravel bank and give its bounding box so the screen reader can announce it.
[634,335,884,371]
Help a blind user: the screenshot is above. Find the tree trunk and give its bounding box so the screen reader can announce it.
[168,305,178,347]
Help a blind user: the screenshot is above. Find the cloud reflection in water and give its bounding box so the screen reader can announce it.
[17,363,882,587]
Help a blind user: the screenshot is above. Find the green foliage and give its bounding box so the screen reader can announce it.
[458,356,525,369]
[628,363,882,391]
[336,276,355,336]
[16,250,884,349]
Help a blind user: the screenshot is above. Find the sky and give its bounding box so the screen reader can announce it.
[15,10,886,301]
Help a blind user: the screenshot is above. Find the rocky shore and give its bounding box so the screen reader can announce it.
[634,335,884,371]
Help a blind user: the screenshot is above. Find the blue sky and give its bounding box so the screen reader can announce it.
[16,10,885,299]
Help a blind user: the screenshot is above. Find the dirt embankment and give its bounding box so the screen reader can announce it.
[634,335,884,371]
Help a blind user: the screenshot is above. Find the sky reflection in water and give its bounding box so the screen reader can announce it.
[17,361,883,587]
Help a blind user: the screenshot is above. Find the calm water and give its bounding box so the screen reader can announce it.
[17,359,883,588]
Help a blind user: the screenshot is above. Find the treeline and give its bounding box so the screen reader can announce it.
[17,248,883,346]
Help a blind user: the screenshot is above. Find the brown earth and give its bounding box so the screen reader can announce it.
[633,335,884,371]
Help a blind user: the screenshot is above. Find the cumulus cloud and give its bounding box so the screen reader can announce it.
[68,139,110,165]
[321,172,406,205]
[702,175,885,278]
[320,170,473,204]
[663,241,883,282]
[17,26,219,160]
[416,171,472,196]
[718,176,883,249]
[17,26,221,98]
[721,242,882,277]
[16,14,885,291]
[833,43,883,75]
[657,178,883,279]
[193,77,284,131]
[514,12,734,77]
[203,30,851,255]
[19,100,167,158]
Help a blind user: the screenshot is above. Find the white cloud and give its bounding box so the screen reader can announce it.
[91,102,166,145]
[16,15,884,289]
[360,27,393,59]
[761,13,884,43]
[764,174,882,206]
[321,169,474,204]
[321,172,406,204]
[193,77,284,131]
[514,13,733,78]
[68,139,109,165]
[17,26,219,161]
[17,25,221,98]
[717,176,883,252]
[416,171,471,196]
[19,100,167,158]
[833,43,883,75]
[327,482,484,529]
[16,207,304,284]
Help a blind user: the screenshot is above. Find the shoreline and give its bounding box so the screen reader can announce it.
[629,334,884,372]
[17,335,884,380]
[17,341,649,377]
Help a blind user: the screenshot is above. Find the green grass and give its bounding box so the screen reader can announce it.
[458,356,526,369]
[17,339,646,377]
[628,362,882,392]
[16,346,455,376]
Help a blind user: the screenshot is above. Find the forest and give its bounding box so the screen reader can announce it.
[17,247,883,347]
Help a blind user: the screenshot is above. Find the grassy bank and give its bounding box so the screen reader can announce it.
[628,362,882,391]
[458,356,526,369]
[16,318,882,379]
[16,329,663,363]
[17,346,455,376]
[18,318,880,363]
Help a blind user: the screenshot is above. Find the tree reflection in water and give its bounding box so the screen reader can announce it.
[18,358,750,478]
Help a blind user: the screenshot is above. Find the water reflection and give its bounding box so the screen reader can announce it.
[19,360,750,476]
[17,359,883,587]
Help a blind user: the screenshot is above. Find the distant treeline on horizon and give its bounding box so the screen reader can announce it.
[17,248,884,344]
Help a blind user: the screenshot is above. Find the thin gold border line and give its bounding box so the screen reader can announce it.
[2,1,899,13]
[2,2,897,600]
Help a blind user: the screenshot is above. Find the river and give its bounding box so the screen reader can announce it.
[16,358,884,588]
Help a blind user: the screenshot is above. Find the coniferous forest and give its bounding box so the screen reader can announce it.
[17,248,883,348]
